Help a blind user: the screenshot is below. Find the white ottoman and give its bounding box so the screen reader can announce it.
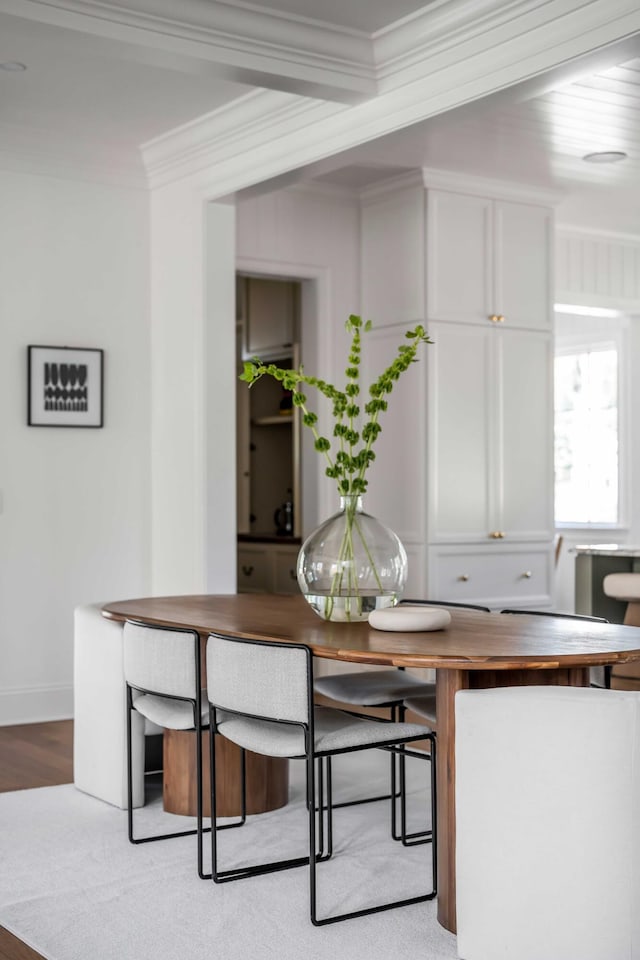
[73,603,161,809]
[455,686,640,960]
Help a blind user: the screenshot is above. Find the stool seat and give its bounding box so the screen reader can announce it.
[603,572,640,602]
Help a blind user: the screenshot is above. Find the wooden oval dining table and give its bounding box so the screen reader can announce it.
[102,592,640,934]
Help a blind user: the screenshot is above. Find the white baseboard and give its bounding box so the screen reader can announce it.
[0,684,74,726]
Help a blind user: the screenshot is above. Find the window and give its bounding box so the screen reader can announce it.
[554,311,627,527]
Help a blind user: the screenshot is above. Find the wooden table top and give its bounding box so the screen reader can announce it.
[102,593,640,671]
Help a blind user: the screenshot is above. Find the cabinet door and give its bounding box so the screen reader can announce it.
[498,329,554,540]
[237,547,270,592]
[494,201,552,331]
[362,324,427,547]
[428,322,494,541]
[426,190,493,325]
[244,277,295,357]
[273,547,300,594]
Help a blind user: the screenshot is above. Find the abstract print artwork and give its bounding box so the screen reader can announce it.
[28,346,104,427]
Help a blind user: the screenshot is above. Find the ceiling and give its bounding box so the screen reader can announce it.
[1,1,639,226]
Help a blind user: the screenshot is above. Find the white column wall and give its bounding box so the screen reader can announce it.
[0,169,151,724]
[150,183,237,595]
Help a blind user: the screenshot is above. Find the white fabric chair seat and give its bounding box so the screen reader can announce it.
[455,686,640,960]
[314,669,435,706]
[133,691,209,730]
[216,705,430,758]
[603,572,640,602]
[404,694,437,723]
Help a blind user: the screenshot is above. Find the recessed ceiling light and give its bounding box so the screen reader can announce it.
[0,61,27,72]
[582,151,627,164]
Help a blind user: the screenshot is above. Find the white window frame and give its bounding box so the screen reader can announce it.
[554,312,630,533]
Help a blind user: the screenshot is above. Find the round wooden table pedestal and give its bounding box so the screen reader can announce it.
[163,729,289,817]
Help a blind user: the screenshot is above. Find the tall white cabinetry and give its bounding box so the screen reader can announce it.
[361,174,555,609]
[426,182,555,608]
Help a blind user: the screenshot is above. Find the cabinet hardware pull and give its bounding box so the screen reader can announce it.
[489,531,505,539]
[241,565,254,576]
[489,314,499,323]
[289,569,296,580]
[497,314,505,323]
[458,574,469,582]
[521,570,532,579]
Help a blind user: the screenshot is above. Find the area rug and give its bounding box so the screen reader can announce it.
[0,751,458,960]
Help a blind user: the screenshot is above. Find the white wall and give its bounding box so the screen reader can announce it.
[0,169,151,724]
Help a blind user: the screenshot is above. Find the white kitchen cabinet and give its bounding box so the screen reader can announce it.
[427,320,554,545]
[239,275,297,359]
[426,189,552,331]
[428,543,553,609]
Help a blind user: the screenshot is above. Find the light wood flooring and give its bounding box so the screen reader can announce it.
[0,720,73,960]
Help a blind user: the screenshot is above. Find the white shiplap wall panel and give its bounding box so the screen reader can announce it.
[556,229,640,309]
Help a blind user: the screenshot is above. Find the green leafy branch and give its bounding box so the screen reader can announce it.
[239,314,433,497]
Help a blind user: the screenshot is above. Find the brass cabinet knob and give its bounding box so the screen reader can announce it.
[241,565,254,576]
[457,574,469,582]
[489,531,505,539]
[497,314,505,323]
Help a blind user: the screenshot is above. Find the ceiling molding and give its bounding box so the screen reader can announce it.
[141,89,346,188]
[1,0,377,102]
[358,170,425,203]
[142,0,640,197]
[0,121,148,188]
[421,167,564,206]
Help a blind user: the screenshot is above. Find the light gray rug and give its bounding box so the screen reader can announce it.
[0,751,458,960]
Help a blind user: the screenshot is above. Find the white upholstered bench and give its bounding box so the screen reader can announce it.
[73,603,162,809]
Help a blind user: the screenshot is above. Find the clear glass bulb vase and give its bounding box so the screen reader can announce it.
[297,495,408,622]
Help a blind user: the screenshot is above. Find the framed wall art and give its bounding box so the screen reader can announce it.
[28,345,104,428]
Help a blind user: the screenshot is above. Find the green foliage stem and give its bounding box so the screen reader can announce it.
[239,314,433,498]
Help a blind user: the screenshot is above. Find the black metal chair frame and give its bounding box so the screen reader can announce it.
[125,619,243,881]
[208,634,437,926]
[320,599,489,846]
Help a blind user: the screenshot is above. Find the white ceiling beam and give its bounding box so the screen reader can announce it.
[142,0,640,192]
[0,0,377,102]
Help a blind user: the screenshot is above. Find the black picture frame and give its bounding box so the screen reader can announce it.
[27,345,104,428]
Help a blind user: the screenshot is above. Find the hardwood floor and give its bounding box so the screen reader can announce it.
[0,719,74,960]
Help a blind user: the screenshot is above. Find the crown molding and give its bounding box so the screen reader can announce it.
[2,0,376,102]
[557,224,640,245]
[140,0,640,197]
[358,170,425,203]
[421,167,564,206]
[141,89,345,189]
[0,122,148,188]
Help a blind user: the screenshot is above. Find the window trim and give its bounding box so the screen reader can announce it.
[554,313,629,531]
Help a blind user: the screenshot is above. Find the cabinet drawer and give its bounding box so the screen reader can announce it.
[273,548,300,594]
[237,548,270,592]
[429,545,552,607]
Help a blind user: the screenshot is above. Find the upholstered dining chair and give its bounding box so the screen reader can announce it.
[499,609,611,688]
[206,631,437,926]
[123,619,212,878]
[455,685,640,960]
[314,600,489,836]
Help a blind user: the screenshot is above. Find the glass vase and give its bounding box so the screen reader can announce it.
[297,495,408,622]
